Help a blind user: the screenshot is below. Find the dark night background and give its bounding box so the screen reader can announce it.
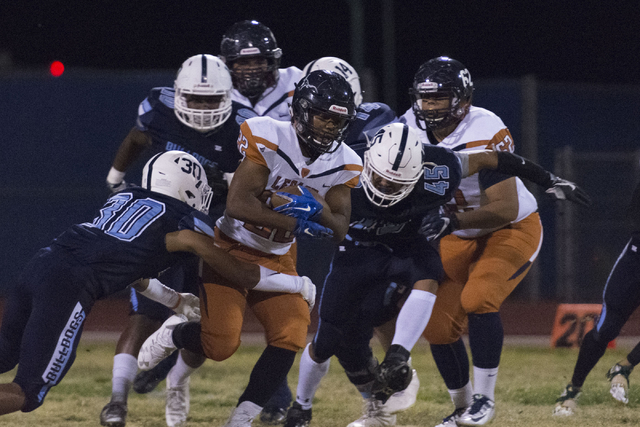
[1,1,640,300]
[2,1,639,112]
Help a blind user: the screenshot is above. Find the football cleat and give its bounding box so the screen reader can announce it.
[100,401,127,427]
[606,363,633,404]
[553,384,581,416]
[434,407,465,427]
[138,314,186,370]
[166,375,190,427]
[283,402,312,427]
[261,380,293,424]
[223,401,263,427]
[372,345,412,403]
[133,350,179,394]
[347,397,397,427]
[383,369,419,413]
[457,394,495,426]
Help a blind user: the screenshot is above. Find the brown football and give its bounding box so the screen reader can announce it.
[264,185,328,210]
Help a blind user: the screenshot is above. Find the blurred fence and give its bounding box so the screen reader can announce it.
[1,69,639,302]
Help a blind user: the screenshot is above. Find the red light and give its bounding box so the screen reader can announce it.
[49,61,64,77]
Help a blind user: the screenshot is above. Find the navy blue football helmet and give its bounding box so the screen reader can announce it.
[291,70,356,157]
[220,20,282,99]
[409,56,474,131]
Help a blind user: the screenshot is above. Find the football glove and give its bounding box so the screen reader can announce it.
[372,344,413,403]
[419,206,460,242]
[293,218,333,239]
[273,187,323,221]
[299,276,317,312]
[173,292,201,321]
[106,180,128,194]
[546,174,592,207]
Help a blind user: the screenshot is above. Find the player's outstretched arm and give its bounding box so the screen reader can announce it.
[466,150,592,207]
[106,127,152,193]
[164,230,316,307]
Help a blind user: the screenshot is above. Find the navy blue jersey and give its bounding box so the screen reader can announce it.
[50,187,214,300]
[344,102,397,152]
[137,87,244,175]
[347,144,463,249]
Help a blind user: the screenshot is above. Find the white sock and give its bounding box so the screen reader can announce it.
[296,344,331,410]
[253,266,302,293]
[391,290,436,351]
[111,353,138,401]
[449,381,473,409]
[167,351,198,388]
[472,366,498,401]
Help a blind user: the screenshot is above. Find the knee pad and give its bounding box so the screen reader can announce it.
[340,354,378,386]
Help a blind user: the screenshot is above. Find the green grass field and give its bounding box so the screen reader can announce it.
[1,339,639,426]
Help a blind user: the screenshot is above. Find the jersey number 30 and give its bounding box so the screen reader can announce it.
[89,193,165,241]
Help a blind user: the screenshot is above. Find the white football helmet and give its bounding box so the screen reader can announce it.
[142,150,213,214]
[174,54,233,132]
[302,56,363,107]
[361,123,424,207]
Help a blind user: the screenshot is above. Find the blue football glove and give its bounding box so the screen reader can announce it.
[273,186,323,221]
[293,218,333,239]
[419,206,459,242]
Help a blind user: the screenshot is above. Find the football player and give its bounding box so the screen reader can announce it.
[401,56,555,427]
[554,180,640,415]
[137,70,362,427]
[283,122,589,427]
[0,151,316,418]
[101,54,243,427]
[220,20,303,121]
[219,21,305,422]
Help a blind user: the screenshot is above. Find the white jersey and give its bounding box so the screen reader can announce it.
[402,106,538,238]
[217,117,363,255]
[231,66,303,121]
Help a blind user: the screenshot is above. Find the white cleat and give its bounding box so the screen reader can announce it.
[347,397,396,427]
[138,314,186,370]
[434,407,465,427]
[607,363,632,404]
[457,394,495,426]
[166,375,190,427]
[552,384,580,417]
[383,369,419,413]
[223,400,263,427]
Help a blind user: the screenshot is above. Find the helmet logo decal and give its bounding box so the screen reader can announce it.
[329,105,348,114]
[459,69,472,88]
[240,47,261,56]
[417,82,438,92]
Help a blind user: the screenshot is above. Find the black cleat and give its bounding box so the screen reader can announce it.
[283,402,312,427]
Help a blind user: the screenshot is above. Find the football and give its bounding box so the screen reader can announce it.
[260,185,328,210]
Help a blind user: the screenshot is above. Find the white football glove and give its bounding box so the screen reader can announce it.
[107,179,128,194]
[173,293,201,321]
[299,276,317,312]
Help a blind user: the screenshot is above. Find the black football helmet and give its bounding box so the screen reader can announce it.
[409,56,474,131]
[219,20,282,99]
[291,70,357,157]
